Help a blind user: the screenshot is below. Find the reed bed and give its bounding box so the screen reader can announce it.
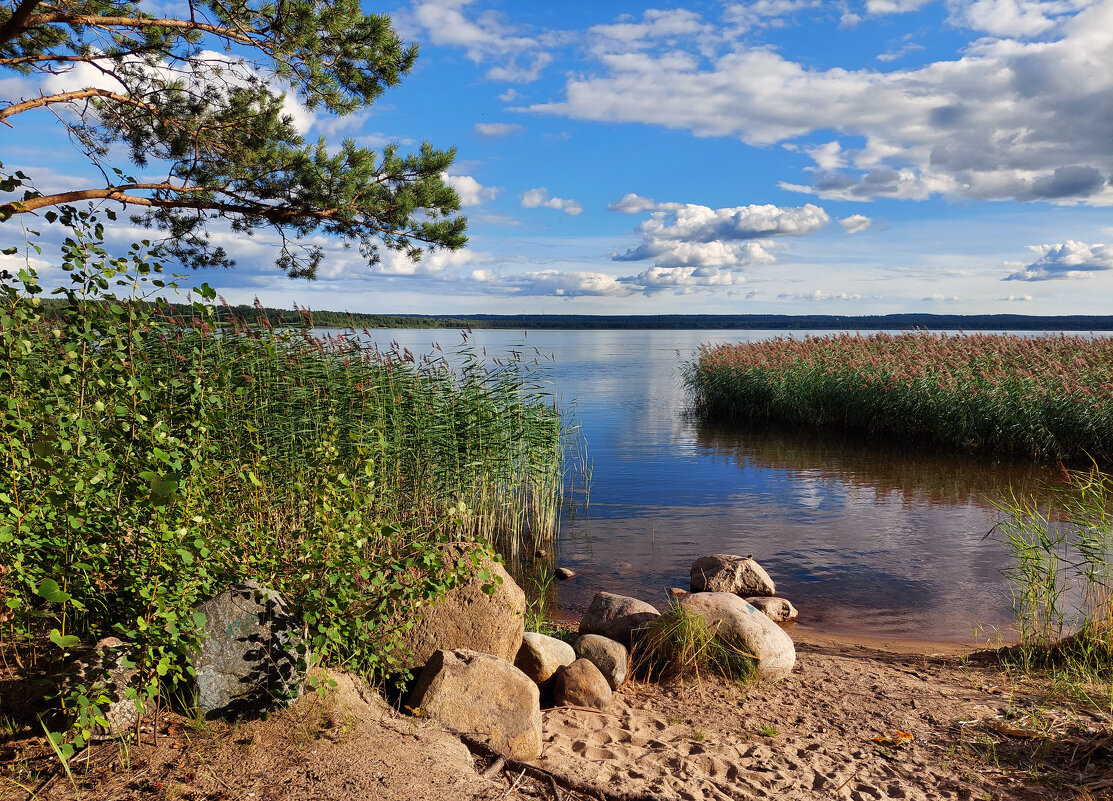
[686,332,1113,464]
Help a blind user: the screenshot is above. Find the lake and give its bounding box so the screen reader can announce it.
[344,328,1071,644]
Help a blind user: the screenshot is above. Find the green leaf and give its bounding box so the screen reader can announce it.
[36,579,71,604]
[49,629,82,649]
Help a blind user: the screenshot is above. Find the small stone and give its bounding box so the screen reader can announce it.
[555,567,576,580]
[745,596,798,623]
[535,548,548,559]
[667,587,689,598]
[554,658,612,711]
[690,554,776,597]
[574,634,627,690]
[515,632,575,686]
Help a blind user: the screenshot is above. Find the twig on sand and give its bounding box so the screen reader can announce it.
[455,730,667,801]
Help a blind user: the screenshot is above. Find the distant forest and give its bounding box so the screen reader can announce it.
[33,299,1113,331]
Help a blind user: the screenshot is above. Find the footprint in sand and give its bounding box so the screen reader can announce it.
[570,740,618,761]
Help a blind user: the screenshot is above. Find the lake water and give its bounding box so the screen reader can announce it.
[346,328,1071,644]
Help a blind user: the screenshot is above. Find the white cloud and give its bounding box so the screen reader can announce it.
[608,193,684,214]
[996,294,1033,301]
[877,42,925,62]
[512,269,634,297]
[840,214,873,233]
[778,290,864,300]
[498,88,522,102]
[1004,240,1113,280]
[474,122,526,137]
[923,293,961,301]
[947,0,1095,38]
[528,1,1113,206]
[520,187,583,216]
[443,174,499,206]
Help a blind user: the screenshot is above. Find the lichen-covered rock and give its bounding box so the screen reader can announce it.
[410,649,542,760]
[553,658,612,711]
[690,554,776,597]
[746,596,798,623]
[515,632,576,687]
[191,581,306,719]
[578,592,659,645]
[398,555,525,669]
[678,592,796,682]
[573,634,627,690]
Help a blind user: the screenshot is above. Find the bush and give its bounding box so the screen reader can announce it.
[0,204,566,747]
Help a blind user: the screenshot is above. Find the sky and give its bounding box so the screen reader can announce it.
[2,0,1112,316]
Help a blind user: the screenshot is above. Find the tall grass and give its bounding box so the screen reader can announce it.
[995,464,1113,685]
[686,332,1113,463]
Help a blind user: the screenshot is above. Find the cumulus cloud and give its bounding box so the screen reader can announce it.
[443,174,499,206]
[520,187,583,215]
[996,294,1033,301]
[474,122,526,137]
[923,293,961,302]
[1004,240,1113,281]
[511,269,634,297]
[527,1,1113,206]
[839,214,872,233]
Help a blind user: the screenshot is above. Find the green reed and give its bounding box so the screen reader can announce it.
[686,332,1113,464]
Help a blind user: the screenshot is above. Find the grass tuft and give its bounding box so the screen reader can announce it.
[630,605,757,684]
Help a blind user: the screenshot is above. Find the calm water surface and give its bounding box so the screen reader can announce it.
[351,328,1071,644]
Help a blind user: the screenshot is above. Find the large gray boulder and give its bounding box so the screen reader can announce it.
[678,592,796,682]
[573,634,627,690]
[515,632,575,687]
[578,592,659,645]
[192,581,306,719]
[553,658,612,711]
[409,649,542,760]
[398,554,525,669]
[746,596,798,623]
[690,554,776,597]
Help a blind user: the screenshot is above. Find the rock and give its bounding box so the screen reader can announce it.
[555,567,576,580]
[578,591,659,645]
[69,637,140,739]
[398,554,525,669]
[667,587,689,598]
[553,658,612,711]
[690,554,776,597]
[746,596,798,623]
[678,592,796,682]
[410,649,542,760]
[573,634,627,690]
[192,581,307,719]
[515,632,575,686]
[535,548,549,559]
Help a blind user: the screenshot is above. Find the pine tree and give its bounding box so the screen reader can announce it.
[0,0,466,277]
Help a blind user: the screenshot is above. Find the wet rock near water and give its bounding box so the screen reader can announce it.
[578,591,660,645]
[574,634,627,690]
[410,648,543,760]
[192,581,307,720]
[690,554,776,597]
[746,596,798,623]
[554,658,612,711]
[555,567,576,580]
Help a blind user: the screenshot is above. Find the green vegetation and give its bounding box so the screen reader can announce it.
[686,332,1113,464]
[631,604,757,683]
[995,464,1112,695]
[1,1,465,277]
[0,205,567,750]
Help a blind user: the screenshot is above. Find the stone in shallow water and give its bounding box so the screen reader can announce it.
[746,596,798,623]
[690,554,776,597]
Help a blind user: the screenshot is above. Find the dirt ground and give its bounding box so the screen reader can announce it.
[2,633,1111,801]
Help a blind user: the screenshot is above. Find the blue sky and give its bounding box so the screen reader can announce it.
[3,0,1112,315]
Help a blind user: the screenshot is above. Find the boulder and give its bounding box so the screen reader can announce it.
[678,592,796,682]
[553,658,612,711]
[409,649,542,760]
[578,592,659,645]
[690,554,776,597]
[398,554,525,669]
[69,637,140,739]
[573,634,627,690]
[192,581,306,719]
[746,596,798,623]
[515,632,576,687]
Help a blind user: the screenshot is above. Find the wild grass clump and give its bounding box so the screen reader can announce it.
[995,464,1113,688]
[631,605,757,683]
[0,205,571,748]
[686,332,1113,463]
